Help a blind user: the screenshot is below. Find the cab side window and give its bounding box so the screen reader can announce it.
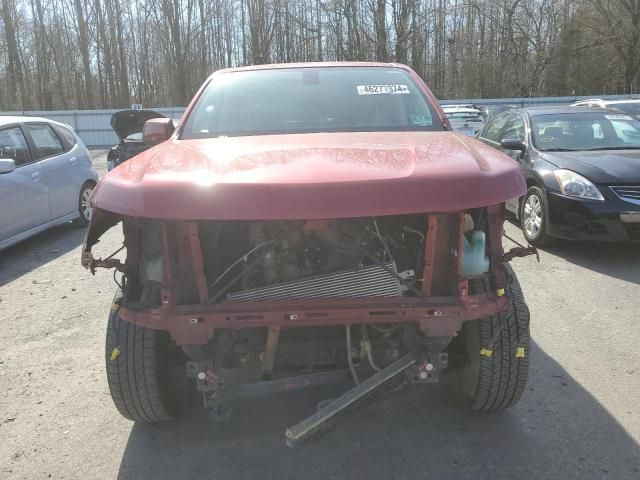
[503,115,526,142]
[0,127,30,167]
[480,113,509,143]
[23,123,64,160]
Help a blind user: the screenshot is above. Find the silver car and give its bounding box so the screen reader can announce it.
[0,116,99,250]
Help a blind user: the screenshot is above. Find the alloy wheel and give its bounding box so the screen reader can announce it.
[523,194,542,238]
[81,186,93,222]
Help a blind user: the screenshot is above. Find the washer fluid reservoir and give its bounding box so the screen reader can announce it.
[461,230,490,277]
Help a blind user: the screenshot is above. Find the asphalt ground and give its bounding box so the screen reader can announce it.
[0,150,638,479]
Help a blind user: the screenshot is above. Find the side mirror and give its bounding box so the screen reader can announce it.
[0,159,16,174]
[143,118,175,147]
[500,138,527,152]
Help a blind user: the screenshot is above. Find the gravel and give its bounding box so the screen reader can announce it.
[0,151,638,479]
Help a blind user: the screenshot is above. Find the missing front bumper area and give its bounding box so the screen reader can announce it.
[183,319,451,446]
[187,348,448,447]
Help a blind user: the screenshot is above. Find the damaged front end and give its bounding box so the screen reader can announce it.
[83,204,535,444]
[83,206,526,340]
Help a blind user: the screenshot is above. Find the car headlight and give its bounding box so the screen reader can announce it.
[553,169,604,201]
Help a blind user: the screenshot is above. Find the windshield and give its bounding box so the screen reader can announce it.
[531,112,640,151]
[610,102,640,120]
[180,67,443,138]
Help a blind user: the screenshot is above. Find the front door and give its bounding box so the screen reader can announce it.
[501,114,529,215]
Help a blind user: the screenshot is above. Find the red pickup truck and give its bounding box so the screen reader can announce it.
[82,62,533,446]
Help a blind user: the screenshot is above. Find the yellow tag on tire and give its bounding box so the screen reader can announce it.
[110,347,121,361]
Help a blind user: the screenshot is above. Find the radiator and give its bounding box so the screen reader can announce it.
[227,262,406,302]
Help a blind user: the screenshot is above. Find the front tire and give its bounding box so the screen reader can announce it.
[105,305,181,422]
[521,186,552,246]
[444,264,530,411]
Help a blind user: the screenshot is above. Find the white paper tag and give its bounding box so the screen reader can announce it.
[605,114,634,121]
[356,85,410,95]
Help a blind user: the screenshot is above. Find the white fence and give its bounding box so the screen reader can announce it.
[1,93,638,148]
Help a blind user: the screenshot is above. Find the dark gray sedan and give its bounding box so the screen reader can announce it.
[477,106,640,244]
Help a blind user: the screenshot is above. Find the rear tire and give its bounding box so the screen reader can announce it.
[105,303,181,422]
[444,264,530,411]
[72,182,95,227]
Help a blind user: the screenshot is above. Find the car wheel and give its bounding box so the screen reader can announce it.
[106,297,183,422]
[521,186,552,246]
[444,264,530,411]
[73,182,95,227]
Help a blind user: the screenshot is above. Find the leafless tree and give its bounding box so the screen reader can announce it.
[0,0,637,110]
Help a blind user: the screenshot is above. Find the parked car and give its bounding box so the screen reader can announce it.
[0,116,98,250]
[572,98,640,121]
[442,106,486,136]
[82,63,533,445]
[477,106,640,245]
[107,109,165,171]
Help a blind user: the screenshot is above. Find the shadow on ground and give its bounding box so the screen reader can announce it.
[0,223,85,285]
[505,219,640,284]
[543,240,640,284]
[117,342,639,480]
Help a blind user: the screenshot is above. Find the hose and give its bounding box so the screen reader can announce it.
[361,325,381,372]
[209,254,267,303]
[345,325,360,385]
[373,218,394,263]
[402,226,424,242]
[209,239,277,289]
[369,323,401,335]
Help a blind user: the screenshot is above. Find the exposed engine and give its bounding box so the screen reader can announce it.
[200,215,428,303]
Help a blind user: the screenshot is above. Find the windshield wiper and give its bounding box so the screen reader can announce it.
[582,146,640,151]
[540,147,582,152]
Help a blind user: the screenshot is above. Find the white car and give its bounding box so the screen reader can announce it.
[442,106,486,137]
[571,98,640,120]
[442,103,479,110]
[0,116,99,250]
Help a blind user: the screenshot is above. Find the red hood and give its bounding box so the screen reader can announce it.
[93,131,525,220]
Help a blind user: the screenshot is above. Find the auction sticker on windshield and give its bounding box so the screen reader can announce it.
[357,85,410,95]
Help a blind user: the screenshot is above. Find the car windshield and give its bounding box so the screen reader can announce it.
[610,102,640,119]
[531,112,640,151]
[180,67,443,138]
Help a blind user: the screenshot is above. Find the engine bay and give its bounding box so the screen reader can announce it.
[200,215,428,303]
[111,209,502,311]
